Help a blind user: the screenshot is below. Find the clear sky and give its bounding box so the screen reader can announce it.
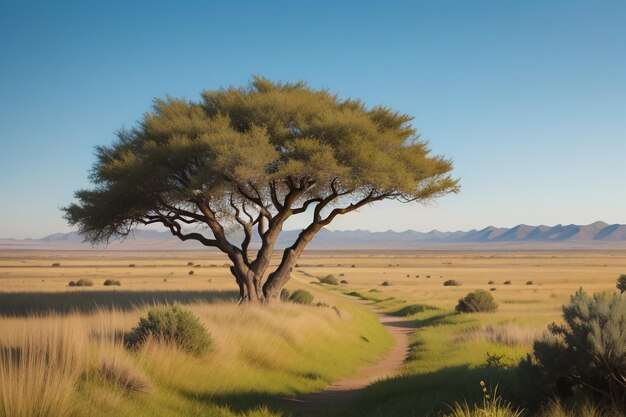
[1,1,625,238]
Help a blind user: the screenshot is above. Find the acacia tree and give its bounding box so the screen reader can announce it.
[64,77,459,303]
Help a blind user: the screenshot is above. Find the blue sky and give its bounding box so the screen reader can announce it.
[1,1,625,238]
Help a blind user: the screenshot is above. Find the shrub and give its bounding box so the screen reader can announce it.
[504,280,512,285]
[392,304,437,317]
[188,270,194,275]
[617,274,626,294]
[340,280,348,284]
[339,273,345,276]
[103,279,121,286]
[520,288,626,404]
[443,279,461,287]
[74,279,93,287]
[51,263,60,267]
[187,262,194,266]
[127,305,212,356]
[128,264,135,267]
[381,281,391,286]
[280,288,290,301]
[488,280,495,285]
[526,280,534,285]
[490,287,497,291]
[68,281,76,287]
[289,289,314,305]
[456,290,498,313]
[319,274,338,285]
[351,264,356,268]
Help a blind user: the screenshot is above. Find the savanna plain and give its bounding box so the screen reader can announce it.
[1,249,624,417]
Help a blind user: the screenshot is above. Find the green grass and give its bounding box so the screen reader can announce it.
[333,288,547,417]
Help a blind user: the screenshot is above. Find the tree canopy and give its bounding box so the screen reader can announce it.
[64,77,459,302]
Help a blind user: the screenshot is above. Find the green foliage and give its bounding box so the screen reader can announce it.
[63,77,458,245]
[288,289,314,305]
[391,304,437,317]
[520,288,626,404]
[319,274,339,285]
[103,279,121,286]
[616,274,626,294]
[443,279,461,287]
[127,305,212,357]
[280,288,290,301]
[456,290,498,313]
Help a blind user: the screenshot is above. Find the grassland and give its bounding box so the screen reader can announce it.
[1,250,625,416]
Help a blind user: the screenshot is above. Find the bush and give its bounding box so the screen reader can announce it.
[488,280,495,285]
[72,279,93,287]
[188,270,194,275]
[617,274,626,294]
[443,280,461,287]
[381,281,391,286]
[68,281,76,287]
[526,280,534,285]
[289,289,314,305]
[340,279,348,284]
[504,280,512,285]
[187,262,194,266]
[280,288,290,301]
[319,274,338,285]
[351,264,356,268]
[392,304,437,317]
[456,290,498,313]
[128,264,135,267]
[103,279,121,286]
[127,305,212,356]
[520,289,626,405]
[490,287,497,291]
[51,263,60,267]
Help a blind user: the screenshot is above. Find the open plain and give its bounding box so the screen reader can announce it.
[1,249,625,417]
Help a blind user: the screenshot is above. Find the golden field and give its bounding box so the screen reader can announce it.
[1,249,625,417]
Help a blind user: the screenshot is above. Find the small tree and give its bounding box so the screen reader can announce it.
[617,274,626,294]
[63,77,458,303]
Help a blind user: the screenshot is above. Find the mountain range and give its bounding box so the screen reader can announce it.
[2,221,626,250]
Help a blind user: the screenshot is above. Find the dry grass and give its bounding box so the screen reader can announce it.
[1,250,626,417]
[0,316,88,417]
[455,323,546,346]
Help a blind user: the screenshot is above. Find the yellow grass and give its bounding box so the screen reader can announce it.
[1,249,625,416]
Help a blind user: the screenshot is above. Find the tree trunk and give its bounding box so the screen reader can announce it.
[262,224,322,300]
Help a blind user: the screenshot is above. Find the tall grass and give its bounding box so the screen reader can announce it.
[0,289,392,417]
[0,316,88,417]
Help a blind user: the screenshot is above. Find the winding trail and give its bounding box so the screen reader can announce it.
[281,299,414,412]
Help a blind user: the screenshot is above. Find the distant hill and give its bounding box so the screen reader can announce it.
[2,221,626,250]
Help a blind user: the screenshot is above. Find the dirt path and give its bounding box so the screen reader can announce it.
[281,300,413,412]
